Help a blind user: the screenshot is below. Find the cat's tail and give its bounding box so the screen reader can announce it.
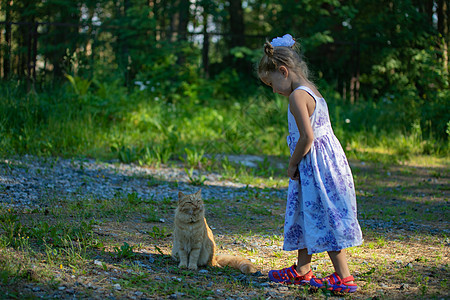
[216,254,257,274]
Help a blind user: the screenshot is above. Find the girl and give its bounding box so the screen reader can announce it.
[258,34,363,293]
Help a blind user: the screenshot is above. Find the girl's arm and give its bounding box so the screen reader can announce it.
[287,90,315,179]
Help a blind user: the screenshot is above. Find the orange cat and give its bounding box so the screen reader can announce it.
[171,189,256,274]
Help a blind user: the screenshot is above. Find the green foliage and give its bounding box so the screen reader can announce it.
[181,148,206,169]
[0,0,448,161]
[0,209,96,251]
[0,213,24,248]
[0,72,448,163]
[113,242,135,259]
[126,192,143,205]
[185,167,207,186]
[65,74,92,97]
[148,226,168,239]
[27,219,95,248]
[111,144,140,164]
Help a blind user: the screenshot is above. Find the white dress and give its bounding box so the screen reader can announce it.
[284,86,363,254]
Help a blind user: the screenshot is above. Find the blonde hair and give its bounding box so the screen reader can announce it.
[258,39,312,84]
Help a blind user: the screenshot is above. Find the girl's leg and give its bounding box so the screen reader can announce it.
[327,249,354,283]
[296,248,312,275]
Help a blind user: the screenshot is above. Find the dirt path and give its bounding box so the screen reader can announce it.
[0,156,448,299]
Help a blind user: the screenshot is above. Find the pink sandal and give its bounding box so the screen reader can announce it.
[310,272,358,293]
[268,265,315,285]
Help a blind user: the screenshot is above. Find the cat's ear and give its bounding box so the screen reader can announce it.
[178,191,184,199]
[196,189,202,196]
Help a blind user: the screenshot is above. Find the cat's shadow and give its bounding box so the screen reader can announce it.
[133,252,265,282]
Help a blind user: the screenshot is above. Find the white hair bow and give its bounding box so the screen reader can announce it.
[271,34,295,47]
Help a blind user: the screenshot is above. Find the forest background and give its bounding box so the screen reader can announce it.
[0,0,449,162]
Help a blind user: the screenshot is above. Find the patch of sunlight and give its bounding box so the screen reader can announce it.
[405,155,450,168]
[354,146,395,155]
[350,146,449,168]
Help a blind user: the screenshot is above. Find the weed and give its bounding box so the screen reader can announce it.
[153,145,172,165]
[440,278,447,289]
[139,144,173,166]
[113,242,135,259]
[419,283,429,296]
[254,157,275,178]
[65,74,91,96]
[147,176,161,187]
[185,167,207,186]
[154,245,164,255]
[44,244,61,265]
[148,226,168,239]
[144,209,161,223]
[126,192,143,205]
[111,144,140,164]
[0,213,24,248]
[26,219,95,248]
[220,157,238,180]
[273,251,283,258]
[375,236,387,247]
[181,148,205,168]
[430,171,441,178]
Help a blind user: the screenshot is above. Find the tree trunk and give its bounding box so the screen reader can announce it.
[3,0,12,79]
[32,22,37,82]
[178,0,189,42]
[115,0,131,85]
[155,0,167,40]
[123,0,131,85]
[0,25,2,78]
[26,21,33,90]
[202,9,210,77]
[425,0,434,25]
[412,0,434,25]
[18,22,27,78]
[174,0,190,64]
[148,0,157,41]
[228,0,244,48]
[170,1,180,42]
[437,0,449,75]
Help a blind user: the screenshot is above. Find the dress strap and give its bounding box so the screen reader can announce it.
[293,86,321,101]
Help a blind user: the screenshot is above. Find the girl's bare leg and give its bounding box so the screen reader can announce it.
[327,249,354,283]
[296,248,312,275]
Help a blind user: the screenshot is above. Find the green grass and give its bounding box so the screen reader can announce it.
[0,79,448,165]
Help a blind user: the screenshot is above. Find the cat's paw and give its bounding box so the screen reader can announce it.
[188,264,198,271]
[178,262,188,269]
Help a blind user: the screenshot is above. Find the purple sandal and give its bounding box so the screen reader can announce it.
[310,272,358,293]
[268,265,315,285]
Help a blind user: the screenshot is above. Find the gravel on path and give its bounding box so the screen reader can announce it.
[0,155,286,210]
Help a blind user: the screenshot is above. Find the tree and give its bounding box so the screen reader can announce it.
[39,0,82,78]
[1,0,12,79]
[228,0,245,48]
[437,0,449,76]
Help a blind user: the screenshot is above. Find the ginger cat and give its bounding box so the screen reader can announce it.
[171,189,256,274]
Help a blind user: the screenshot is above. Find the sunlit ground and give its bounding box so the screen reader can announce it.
[0,154,448,299]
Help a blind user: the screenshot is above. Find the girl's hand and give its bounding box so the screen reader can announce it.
[288,164,300,180]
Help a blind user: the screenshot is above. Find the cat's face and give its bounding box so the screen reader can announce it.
[178,189,203,215]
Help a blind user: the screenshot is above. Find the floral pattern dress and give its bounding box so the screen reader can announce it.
[284,86,363,254]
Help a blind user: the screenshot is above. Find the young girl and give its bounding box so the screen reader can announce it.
[258,34,363,293]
